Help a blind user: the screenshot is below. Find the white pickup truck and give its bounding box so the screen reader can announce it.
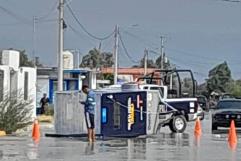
[139,84,202,132]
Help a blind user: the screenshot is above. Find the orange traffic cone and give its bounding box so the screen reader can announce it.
[32,119,40,142]
[194,117,202,137]
[228,120,237,150]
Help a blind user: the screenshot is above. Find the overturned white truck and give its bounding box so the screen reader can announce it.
[53,69,199,137]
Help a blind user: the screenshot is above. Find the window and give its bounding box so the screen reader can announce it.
[0,70,4,102]
[113,102,120,129]
[24,72,29,100]
[217,101,241,109]
[69,81,76,90]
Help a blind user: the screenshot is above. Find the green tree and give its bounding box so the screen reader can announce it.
[206,61,232,95]
[35,57,43,67]
[80,48,113,69]
[133,57,156,68]
[102,73,114,85]
[226,81,241,98]
[19,50,35,67]
[155,53,172,69]
[197,83,209,98]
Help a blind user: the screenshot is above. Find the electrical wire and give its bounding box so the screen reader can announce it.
[148,49,208,78]
[66,3,115,41]
[106,91,178,115]
[68,24,99,47]
[149,48,220,67]
[37,19,58,24]
[0,22,29,26]
[120,28,158,49]
[165,48,224,63]
[118,32,141,64]
[101,36,114,52]
[0,5,31,25]
[121,28,237,66]
[37,0,58,20]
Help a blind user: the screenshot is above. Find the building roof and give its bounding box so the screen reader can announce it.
[101,67,157,75]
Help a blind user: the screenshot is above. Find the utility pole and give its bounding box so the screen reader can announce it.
[144,48,148,75]
[33,16,37,67]
[160,36,165,70]
[77,49,80,68]
[58,0,64,91]
[113,25,119,85]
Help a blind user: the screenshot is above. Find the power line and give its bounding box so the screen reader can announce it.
[165,48,224,63]
[68,24,98,47]
[149,48,221,67]
[0,22,29,26]
[120,28,158,49]
[37,0,58,20]
[37,19,58,24]
[66,3,115,41]
[0,5,31,25]
[118,32,141,64]
[101,36,114,52]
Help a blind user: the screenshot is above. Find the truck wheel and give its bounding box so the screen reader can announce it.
[169,115,187,133]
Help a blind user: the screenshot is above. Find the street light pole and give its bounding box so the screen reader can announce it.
[160,36,165,70]
[113,25,119,85]
[32,16,37,67]
[58,0,64,91]
[144,48,148,75]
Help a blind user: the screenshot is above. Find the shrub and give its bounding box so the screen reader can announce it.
[0,92,33,134]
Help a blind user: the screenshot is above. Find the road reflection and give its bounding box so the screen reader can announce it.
[98,133,190,160]
[84,142,95,155]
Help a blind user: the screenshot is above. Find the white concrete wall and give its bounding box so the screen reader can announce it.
[17,67,37,119]
[89,72,97,89]
[0,66,10,100]
[55,91,88,135]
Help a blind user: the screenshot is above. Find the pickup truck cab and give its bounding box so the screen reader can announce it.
[139,84,198,122]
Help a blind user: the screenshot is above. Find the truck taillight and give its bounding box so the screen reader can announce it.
[189,101,198,113]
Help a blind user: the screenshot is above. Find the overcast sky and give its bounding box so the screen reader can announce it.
[1,0,241,82]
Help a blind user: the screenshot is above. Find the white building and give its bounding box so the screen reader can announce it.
[0,50,37,119]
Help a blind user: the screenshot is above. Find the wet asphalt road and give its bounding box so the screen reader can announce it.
[0,112,241,161]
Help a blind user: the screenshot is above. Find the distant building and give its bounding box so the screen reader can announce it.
[36,49,98,109]
[100,67,157,83]
[36,67,97,106]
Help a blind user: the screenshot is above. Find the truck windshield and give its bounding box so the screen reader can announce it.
[217,101,241,109]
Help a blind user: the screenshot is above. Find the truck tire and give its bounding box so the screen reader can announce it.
[169,115,187,133]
